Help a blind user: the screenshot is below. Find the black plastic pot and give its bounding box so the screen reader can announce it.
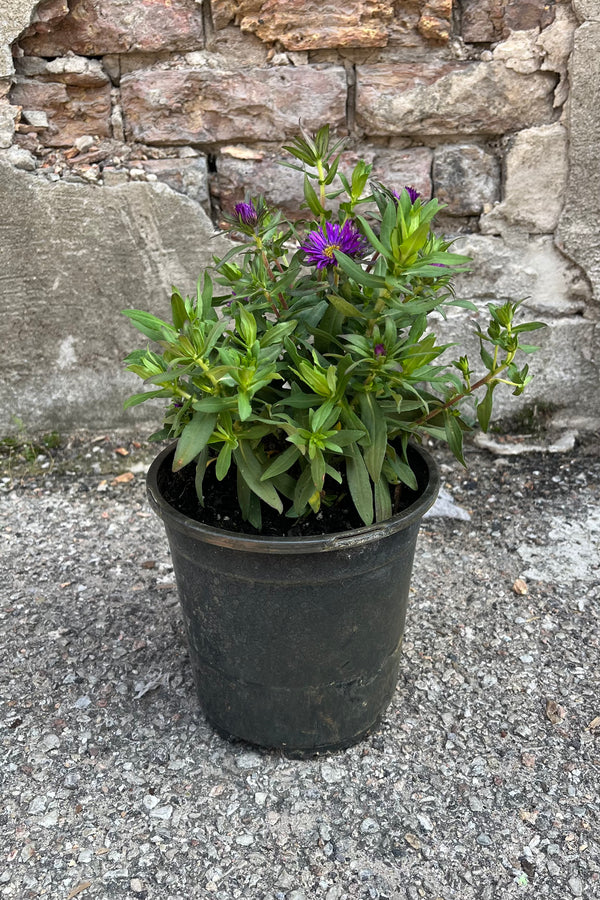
[146,443,439,756]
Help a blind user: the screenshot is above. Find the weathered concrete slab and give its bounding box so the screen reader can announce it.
[556,19,600,300]
[0,159,231,433]
[0,0,37,77]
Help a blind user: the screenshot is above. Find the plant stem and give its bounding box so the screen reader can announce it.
[415,356,514,426]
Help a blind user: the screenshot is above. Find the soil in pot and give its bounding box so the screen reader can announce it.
[156,444,430,538]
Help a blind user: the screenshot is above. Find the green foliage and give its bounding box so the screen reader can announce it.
[123,126,545,529]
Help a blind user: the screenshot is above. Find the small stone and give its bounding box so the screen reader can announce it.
[28,796,47,814]
[4,146,36,171]
[22,110,49,128]
[149,805,172,820]
[143,795,160,810]
[74,695,91,709]
[235,751,261,769]
[41,733,60,751]
[38,810,59,828]
[254,792,267,806]
[130,878,144,893]
[477,833,493,846]
[321,763,344,784]
[568,877,583,897]
[417,814,433,832]
[77,849,93,864]
[75,135,95,152]
[235,833,254,846]
[319,824,332,842]
[360,818,380,834]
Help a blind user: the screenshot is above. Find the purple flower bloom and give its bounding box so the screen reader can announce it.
[234,202,258,227]
[374,343,386,358]
[393,186,421,204]
[301,220,367,269]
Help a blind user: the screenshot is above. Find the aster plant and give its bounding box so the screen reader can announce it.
[123,126,544,530]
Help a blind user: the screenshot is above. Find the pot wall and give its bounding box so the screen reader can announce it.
[147,443,440,754]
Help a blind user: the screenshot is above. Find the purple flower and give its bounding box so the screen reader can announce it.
[393,186,421,204]
[374,343,386,358]
[301,220,367,269]
[234,202,258,227]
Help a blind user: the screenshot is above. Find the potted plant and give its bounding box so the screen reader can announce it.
[123,126,544,756]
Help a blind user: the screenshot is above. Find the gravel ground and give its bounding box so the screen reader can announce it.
[1,433,599,900]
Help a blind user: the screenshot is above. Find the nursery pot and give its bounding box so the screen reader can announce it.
[146,443,439,755]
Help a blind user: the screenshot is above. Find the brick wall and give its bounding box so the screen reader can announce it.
[5,0,568,228]
[1,0,599,432]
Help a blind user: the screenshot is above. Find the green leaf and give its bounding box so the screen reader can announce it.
[445,298,478,311]
[292,464,318,515]
[303,173,324,216]
[355,214,393,260]
[172,413,217,471]
[199,273,214,320]
[398,220,431,263]
[192,396,237,413]
[260,319,298,347]
[345,442,374,526]
[327,293,365,318]
[384,448,418,491]
[443,410,466,466]
[359,393,388,483]
[194,447,209,505]
[374,475,392,523]
[261,444,301,480]
[122,309,178,343]
[148,426,172,442]
[123,389,170,409]
[237,391,252,421]
[171,290,188,331]
[476,383,495,432]
[233,443,283,512]
[215,442,233,481]
[334,252,386,290]
[479,341,494,370]
[237,306,257,348]
[310,447,326,492]
[511,321,547,334]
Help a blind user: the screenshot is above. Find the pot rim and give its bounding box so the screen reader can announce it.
[146,442,440,554]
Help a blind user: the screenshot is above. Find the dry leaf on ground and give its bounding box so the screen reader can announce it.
[546,699,566,724]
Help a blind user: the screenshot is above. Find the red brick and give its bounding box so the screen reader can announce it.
[356,61,556,136]
[19,0,204,56]
[213,0,453,49]
[120,66,347,145]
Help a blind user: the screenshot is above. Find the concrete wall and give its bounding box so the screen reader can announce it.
[1,0,599,433]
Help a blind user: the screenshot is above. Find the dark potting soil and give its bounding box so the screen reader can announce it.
[157,448,427,538]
